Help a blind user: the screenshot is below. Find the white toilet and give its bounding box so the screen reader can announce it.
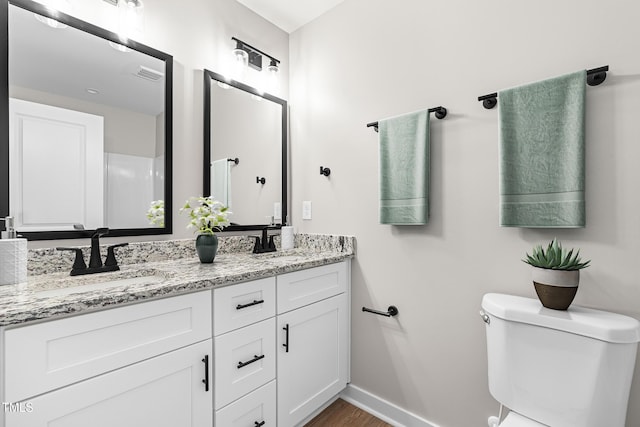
[481,293,640,427]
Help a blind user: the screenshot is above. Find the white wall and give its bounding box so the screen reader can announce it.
[290,0,640,426]
[26,0,289,247]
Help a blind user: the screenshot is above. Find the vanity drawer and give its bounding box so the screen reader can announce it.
[215,380,276,427]
[4,290,212,403]
[277,261,348,314]
[213,277,276,335]
[214,317,276,409]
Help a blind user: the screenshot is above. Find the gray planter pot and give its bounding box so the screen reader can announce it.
[531,267,580,310]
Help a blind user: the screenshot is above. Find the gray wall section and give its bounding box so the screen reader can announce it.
[289,0,640,426]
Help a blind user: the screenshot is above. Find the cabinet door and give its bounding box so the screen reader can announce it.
[5,340,212,427]
[277,293,348,427]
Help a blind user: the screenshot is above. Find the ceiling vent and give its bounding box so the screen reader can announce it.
[134,65,164,82]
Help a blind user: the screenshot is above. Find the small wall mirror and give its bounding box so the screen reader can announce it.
[0,0,173,240]
[203,69,287,231]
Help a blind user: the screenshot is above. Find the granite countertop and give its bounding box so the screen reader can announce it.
[0,243,353,328]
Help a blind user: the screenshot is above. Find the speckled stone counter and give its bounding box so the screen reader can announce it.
[0,234,355,328]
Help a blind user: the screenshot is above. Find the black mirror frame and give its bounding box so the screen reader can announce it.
[0,0,173,240]
[203,69,288,231]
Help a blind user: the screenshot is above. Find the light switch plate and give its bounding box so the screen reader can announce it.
[302,201,312,220]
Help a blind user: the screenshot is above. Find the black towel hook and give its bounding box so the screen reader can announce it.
[477,65,609,109]
[320,166,331,177]
[256,176,266,185]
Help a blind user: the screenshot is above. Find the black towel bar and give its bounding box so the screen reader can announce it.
[227,157,239,165]
[477,65,609,109]
[367,106,447,132]
[362,306,399,317]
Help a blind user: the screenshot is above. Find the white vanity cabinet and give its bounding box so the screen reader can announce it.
[0,259,351,427]
[1,291,213,427]
[212,261,351,427]
[277,262,350,427]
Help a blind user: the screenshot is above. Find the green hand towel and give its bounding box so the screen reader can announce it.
[499,70,586,228]
[379,110,430,225]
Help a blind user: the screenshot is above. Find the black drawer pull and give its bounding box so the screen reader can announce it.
[282,324,289,353]
[202,355,209,392]
[236,299,265,310]
[254,421,265,427]
[237,354,265,369]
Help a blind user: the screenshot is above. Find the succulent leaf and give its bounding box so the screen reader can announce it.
[522,239,590,270]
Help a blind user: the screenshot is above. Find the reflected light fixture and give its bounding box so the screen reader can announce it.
[103,0,145,52]
[34,0,72,29]
[230,37,280,93]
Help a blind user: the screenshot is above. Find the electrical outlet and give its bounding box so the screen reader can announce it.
[302,201,312,220]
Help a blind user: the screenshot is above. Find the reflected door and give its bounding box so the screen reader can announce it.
[9,98,104,231]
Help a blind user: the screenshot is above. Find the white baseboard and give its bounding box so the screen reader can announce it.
[340,384,441,427]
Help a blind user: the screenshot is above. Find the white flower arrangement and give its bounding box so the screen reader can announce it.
[180,196,231,235]
[146,200,165,227]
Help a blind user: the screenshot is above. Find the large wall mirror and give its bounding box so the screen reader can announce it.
[0,0,173,240]
[203,69,287,231]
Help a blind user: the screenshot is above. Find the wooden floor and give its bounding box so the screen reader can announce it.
[304,399,392,427]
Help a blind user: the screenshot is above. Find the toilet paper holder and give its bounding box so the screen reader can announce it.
[362,305,399,317]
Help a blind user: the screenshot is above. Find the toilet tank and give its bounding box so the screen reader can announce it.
[482,293,640,427]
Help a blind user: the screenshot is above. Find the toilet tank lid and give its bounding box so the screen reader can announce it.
[482,293,640,344]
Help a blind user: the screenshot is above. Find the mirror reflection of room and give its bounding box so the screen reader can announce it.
[8,2,167,233]
[209,80,282,226]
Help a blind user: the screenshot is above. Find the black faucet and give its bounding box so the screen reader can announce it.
[252,226,278,254]
[89,228,109,268]
[57,228,129,276]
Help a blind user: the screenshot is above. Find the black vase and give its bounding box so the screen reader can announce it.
[195,234,218,263]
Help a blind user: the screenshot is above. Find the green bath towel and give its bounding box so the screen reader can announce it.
[499,70,586,228]
[378,110,430,225]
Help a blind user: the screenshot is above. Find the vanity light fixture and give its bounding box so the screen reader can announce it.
[103,0,145,51]
[117,0,144,39]
[230,37,280,92]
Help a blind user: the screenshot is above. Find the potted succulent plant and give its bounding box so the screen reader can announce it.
[522,239,590,310]
[180,196,231,263]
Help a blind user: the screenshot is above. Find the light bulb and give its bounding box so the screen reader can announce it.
[231,46,248,82]
[117,0,144,42]
[265,59,279,94]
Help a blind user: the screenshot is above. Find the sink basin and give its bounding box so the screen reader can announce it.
[34,271,166,297]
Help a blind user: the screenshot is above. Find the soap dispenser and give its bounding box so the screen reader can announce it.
[0,216,27,286]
